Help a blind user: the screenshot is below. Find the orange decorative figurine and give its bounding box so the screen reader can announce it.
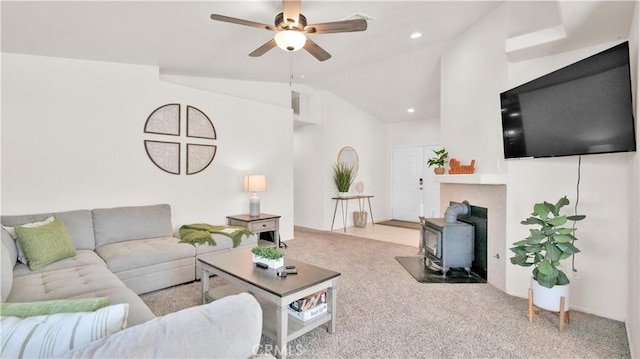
[448,158,475,174]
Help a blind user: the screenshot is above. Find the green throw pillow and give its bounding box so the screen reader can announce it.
[0,297,111,318]
[15,217,76,271]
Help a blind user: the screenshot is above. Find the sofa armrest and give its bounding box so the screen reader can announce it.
[65,293,263,359]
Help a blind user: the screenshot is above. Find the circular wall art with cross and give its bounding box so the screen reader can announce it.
[143,104,217,175]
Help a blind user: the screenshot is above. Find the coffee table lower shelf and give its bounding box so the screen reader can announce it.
[258,297,332,342]
[206,285,332,343]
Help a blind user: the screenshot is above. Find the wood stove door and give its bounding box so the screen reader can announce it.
[422,226,441,258]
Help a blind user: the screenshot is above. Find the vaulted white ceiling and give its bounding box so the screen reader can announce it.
[2,1,636,123]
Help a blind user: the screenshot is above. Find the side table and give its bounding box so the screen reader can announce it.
[227,213,282,248]
[330,195,375,233]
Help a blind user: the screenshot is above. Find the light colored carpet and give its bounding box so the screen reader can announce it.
[140,226,630,358]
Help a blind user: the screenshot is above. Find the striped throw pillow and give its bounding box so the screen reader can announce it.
[0,303,128,358]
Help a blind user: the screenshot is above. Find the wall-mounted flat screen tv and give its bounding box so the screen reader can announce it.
[500,41,636,159]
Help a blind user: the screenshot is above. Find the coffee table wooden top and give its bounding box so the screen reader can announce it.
[198,248,340,298]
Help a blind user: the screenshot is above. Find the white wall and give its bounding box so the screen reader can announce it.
[626,1,639,356]
[321,92,389,229]
[440,4,508,176]
[293,117,326,229]
[293,90,389,230]
[386,119,441,148]
[160,74,290,109]
[1,53,294,240]
[441,3,636,321]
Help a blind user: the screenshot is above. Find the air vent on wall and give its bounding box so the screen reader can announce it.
[291,91,312,125]
[291,91,300,116]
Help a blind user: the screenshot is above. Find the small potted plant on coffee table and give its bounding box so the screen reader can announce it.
[251,246,284,268]
[427,148,448,175]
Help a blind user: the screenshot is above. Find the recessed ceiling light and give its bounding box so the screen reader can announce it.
[300,75,305,79]
[407,108,415,113]
[410,32,422,39]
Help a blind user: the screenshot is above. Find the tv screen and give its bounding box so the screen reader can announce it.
[500,41,636,159]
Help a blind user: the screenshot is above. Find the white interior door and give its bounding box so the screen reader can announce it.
[391,145,440,222]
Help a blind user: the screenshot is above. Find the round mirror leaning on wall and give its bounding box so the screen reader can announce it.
[337,146,359,177]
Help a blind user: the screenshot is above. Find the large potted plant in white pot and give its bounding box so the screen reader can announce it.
[332,162,355,198]
[511,196,586,312]
[509,196,586,313]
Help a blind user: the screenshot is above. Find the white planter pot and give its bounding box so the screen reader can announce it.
[252,254,284,269]
[338,192,349,198]
[531,277,570,312]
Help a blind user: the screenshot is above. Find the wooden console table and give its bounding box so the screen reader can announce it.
[330,195,374,233]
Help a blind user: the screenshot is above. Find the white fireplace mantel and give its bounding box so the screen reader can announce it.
[434,174,508,185]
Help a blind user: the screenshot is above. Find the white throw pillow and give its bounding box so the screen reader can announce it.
[2,217,55,265]
[0,303,128,358]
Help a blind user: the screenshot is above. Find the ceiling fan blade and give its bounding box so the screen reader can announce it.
[303,38,331,61]
[249,39,277,57]
[282,0,302,25]
[304,19,368,34]
[210,14,276,31]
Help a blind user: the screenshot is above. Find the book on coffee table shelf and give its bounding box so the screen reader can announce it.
[287,303,328,321]
[289,289,327,312]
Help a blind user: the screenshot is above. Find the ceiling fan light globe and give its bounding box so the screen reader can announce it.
[274,30,307,52]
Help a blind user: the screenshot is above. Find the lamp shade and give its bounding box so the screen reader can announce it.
[243,175,267,192]
[274,30,307,52]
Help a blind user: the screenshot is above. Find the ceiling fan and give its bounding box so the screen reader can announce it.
[210,0,367,61]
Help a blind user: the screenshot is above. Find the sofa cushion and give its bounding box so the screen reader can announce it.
[12,250,107,277]
[7,264,128,303]
[92,204,173,247]
[83,287,155,327]
[15,217,77,270]
[0,297,111,318]
[1,210,96,250]
[63,293,262,359]
[111,257,196,295]
[95,236,195,273]
[0,303,129,358]
[1,243,12,303]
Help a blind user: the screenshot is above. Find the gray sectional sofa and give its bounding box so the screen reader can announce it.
[0,204,262,357]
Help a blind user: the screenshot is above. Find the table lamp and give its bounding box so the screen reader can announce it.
[243,175,266,217]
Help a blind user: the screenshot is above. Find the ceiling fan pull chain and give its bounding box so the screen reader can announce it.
[289,53,294,87]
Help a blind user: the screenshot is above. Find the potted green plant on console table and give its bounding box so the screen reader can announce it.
[427,148,448,175]
[251,246,284,268]
[332,161,355,197]
[509,196,586,313]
